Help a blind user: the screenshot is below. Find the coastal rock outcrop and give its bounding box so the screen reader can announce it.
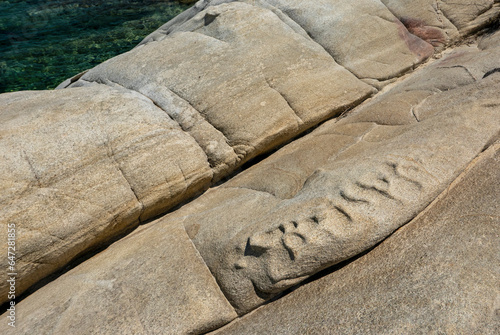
[0,1,499,334]
[214,142,500,335]
[0,85,213,301]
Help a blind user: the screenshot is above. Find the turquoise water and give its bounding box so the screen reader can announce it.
[0,0,191,93]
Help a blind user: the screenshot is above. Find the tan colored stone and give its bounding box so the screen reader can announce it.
[0,221,237,335]
[213,142,500,335]
[154,1,499,70]
[142,71,500,314]
[381,0,459,47]
[143,0,434,81]
[0,85,212,303]
[222,41,500,198]
[479,28,500,50]
[214,81,500,313]
[138,0,316,42]
[1,2,499,333]
[381,0,500,43]
[260,0,434,80]
[343,41,500,126]
[439,0,499,33]
[76,2,373,178]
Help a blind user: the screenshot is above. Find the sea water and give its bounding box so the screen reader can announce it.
[0,0,191,93]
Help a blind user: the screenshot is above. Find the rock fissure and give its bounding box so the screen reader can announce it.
[410,106,420,122]
[2,3,500,334]
[434,0,459,32]
[264,78,304,126]
[93,77,232,171]
[181,222,239,320]
[165,85,237,149]
[222,186,279,198]
[22,151,42,188]
[441,64,477,80]
[103,136,145,222]
[254,4,371,83]
[483,67,500,78]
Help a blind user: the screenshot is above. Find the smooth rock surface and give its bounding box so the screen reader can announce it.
[218,38,500,197]
[122,45,500,314]
[438,0,499,33]
[7,29,495,320]
[380,0,460,47]
[213,142,500,335]
[142,0,435,81]
[342,36,500,126]
[0,85,212,303]
[1,2,499,334]
[381,0,500,44]
[0,0,377,302]
[0,221,237,335]
[190,72,500,313]
[257,0,434,80]
[76,1,373,176]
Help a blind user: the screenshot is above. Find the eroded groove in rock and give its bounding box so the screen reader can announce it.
[483,66,500,78]
[408,105,418,122]
[264,78,304,126]
[1,220,238,334]
[263,0,434,81]
[22,151,42,187]
[440,65,477,81]
[89,76,239,178]
[210,142,500,334]
[141,85,241,178]
[103,135,145,220]
[439,0,493,30]
[140,0,435,83]
[5,0,371,304]
[173,48,500,315]
[340,40,500,126]
[380,0,458,46]
[77,1,373,172]
[212,79,498,314]
[0,85,213,305]
[165,85,242,155]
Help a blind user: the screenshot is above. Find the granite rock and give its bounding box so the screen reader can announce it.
[0,1,499,334]
[191,72,500,313]
[1,1,376,302]
[0,220,237,335]
[212,142,500,335]
[343,36,500,126]
[76,2,373,176]
[0,85,212,303]
[141,0,435,81]
[381,0,500,44]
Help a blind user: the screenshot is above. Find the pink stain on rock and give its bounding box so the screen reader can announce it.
[395,19,435,61]
[400,17,447,47]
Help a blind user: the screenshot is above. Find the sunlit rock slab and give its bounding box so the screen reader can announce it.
[338,35,500,126]
[1,2,499,332]
[141,0,435,81]
[212,142,500,335]
[0,221,237,335]
[123,69,499,315]
[221,35,500,196]
[75,2,373,179]
[197,75,500,314]
[0,85,212,304]
[381,0,500,46]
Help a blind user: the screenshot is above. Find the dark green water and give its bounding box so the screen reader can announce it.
[0,0,192,93]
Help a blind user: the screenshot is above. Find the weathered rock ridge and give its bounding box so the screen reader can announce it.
[0,0,499,334]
